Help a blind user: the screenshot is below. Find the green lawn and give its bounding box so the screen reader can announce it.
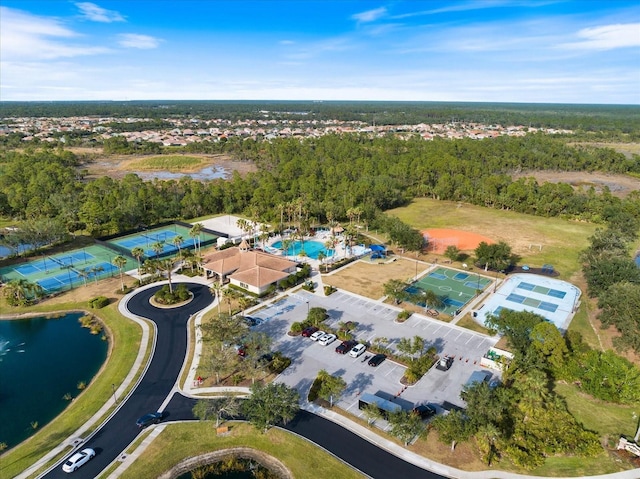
[118,422,365,479]
[0,301,146,478]
[127,155,206,171]
[555,383,639,438]
[386,198,598,279]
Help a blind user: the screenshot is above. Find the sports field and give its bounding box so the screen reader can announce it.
[0,244,136,293]
[406,266,492,315]
[386,198,599,279]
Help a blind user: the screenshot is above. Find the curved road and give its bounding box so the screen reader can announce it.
[44,283,213,479]
[45,282,449,479]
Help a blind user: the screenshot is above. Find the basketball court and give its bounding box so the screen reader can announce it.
[406,266,492,315]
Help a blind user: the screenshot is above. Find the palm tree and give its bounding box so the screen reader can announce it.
[209,281,224,315]
[78,268,90,287]
[157,258,177,293]
[317,251,326,272]
[189,223,204,256]
[153,241,166,259]
[131,247,145,275]
[281,238,293,258]
[90,265,104,283]
[112,255,128,291]
[3,279,43,306]
[172,235,184,259]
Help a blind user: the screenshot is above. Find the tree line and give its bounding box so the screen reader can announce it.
[1,134,639,244]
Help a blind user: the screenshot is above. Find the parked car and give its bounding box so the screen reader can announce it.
[412,404,436,419]
[309,330,326,341]
[136,412,163,428]
[435,355,454,371]
[348,343,367,358]
[241,316,259,327]
[335,340,357,354]
[301,326,319,337]
[318,333,337,346]
[368,353,387,367]
[62,448,95,473]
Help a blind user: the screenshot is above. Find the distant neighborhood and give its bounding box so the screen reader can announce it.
[0,114,573,146]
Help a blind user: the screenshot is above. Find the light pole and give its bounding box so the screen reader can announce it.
[306,300,310,316]
[112,383,118,404]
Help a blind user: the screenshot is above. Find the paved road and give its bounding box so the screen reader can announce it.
[44,282,450,479]
[167,395,448,479]
[43,283,213,479]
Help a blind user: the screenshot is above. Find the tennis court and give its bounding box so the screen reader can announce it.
[406,266,492,315]
[473,273,581,332]
[106,224,218,259]
[0,244,136,293]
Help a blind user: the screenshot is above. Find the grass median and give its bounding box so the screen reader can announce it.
[118,421,365,479]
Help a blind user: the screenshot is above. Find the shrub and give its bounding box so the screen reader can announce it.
[290,322,304,334]
[397,310,412,322]
[88,296,110,309]
[324,285,337,295]
[268,352,292,374]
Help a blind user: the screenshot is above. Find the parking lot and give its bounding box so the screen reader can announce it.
[248,289,500,423]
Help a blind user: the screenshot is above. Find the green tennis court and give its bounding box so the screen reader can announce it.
[405,266,492,315]
[0,244,137,293]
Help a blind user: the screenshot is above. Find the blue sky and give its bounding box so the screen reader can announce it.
[1,1,639,104]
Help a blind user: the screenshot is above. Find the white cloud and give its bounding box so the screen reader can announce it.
[352,7,387,23]
[560,23,640,50]
[117,34,161,49]
[0,6,109,60]
[75,2,125,23]
[279,40,295,45]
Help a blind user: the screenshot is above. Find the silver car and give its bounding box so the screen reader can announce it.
[309,330,325,341]
[318,333,337,346]
[348,343,367,358]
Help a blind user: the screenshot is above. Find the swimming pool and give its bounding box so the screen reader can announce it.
[271,240,334,260]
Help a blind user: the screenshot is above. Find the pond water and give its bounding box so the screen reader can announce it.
[135,165,228,181]
[0,312,108,449]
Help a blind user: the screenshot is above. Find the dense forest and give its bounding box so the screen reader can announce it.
[1,133,638,239]
[2,100,639,137]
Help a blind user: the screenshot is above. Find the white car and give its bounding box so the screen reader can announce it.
[62,448,95,473]
[309,330,325,341]
[348,343,367,358]
[318,333,337,346]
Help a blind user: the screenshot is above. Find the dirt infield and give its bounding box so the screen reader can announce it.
[422,228,494,254]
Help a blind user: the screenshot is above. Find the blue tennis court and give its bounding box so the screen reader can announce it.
[0,244,136,294]
[107,224,217,260]
[428,272,447,280]
[473,273,581,333]
[453,272,469,281]
[507,293,527,304]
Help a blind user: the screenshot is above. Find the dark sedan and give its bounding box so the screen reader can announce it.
[136,412,163,428]
[335,340,357,354]
[368,353,387,367]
